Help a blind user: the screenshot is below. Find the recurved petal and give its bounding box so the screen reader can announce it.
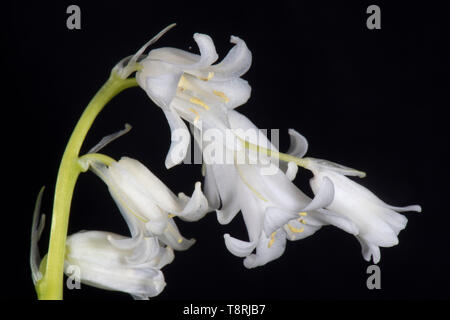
[203,164,221,210]
[224,234,257,257]
[302,176,335,212]
[357,236,381,264]
[162,106,191,169]
[176,182,210,221]
[208,36,252,81]
[285,161,298,181]
[243,230,287,269]
[116,157,182,213]
[286,129,308,158]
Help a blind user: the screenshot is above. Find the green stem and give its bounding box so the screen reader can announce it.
[36,72,137,300]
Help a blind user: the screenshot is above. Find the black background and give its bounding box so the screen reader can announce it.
[3,0,449,303]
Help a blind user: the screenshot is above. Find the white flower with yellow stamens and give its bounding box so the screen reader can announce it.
[201,110,358,268]
[80,155,209,251]
[131,28,252,168]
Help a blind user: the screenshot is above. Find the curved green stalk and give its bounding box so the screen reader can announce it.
[35,71,137,300]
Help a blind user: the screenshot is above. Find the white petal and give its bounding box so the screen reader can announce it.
[208,36,252,81]
[302,176,335,212]
[285,161,298,181]
[306,158,366,178]
[228,110,276,149]
[117,157,181,213]
[107,229,144,251]
[148,33,218,71]
[286,129,308,158]
[203,164,221,210]
[357,236,381,264]
[154,246,175,269]
[138,61,183,108]
[124,236,161,265]
[185,33,219,70]
[243,230,287,269]
[239,180,266,242]
[157,219,196,251]
[223,233,256,257]
[162,106,191,169]
[105,163,168,234]
[212,164,242,225]
[176,182,210,221]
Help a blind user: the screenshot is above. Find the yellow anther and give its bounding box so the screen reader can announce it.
[177,238,183,244]
[189,97,210,110]
[188,107,200,124]
[213,90,230,103]
[199,71,214,81]
[287,224,304,233]
[299,212,307,217]
[168,214,175,218]
[298,218,307,225]
[268,231,277,248]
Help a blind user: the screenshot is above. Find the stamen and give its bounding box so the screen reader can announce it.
[299,212,307,217]
[287,224,304,233]
[199,71,214,81]
[188,107,200,124]
[298,218,307,225]
[168,214,175,218]
[213,90,230,103]
[268,231,277,248]
[177,238,183,244]
[189,97,211,110]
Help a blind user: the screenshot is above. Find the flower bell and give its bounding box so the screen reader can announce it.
[64,231,172,300]
[81,156,210,251]
[306,158,422,263]
[134,31,252,168]
[201,110,358,268]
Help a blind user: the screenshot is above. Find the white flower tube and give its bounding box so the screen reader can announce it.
[82,156,210,251]
[200,110,358,268]
[64,231,172,300]
[306,158,422,263]
[135,32,252,168]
